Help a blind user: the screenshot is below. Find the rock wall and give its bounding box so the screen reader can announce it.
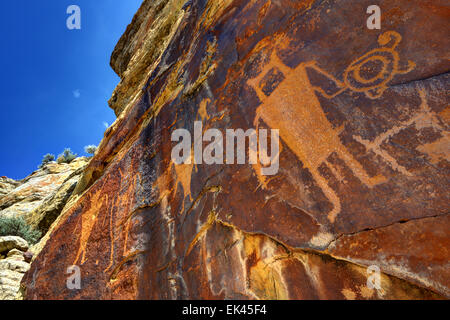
[23,0,449,299]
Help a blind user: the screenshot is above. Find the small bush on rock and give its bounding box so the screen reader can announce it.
[0,216,42,244]
[38,153,55,169]
[57,148,77,164]
[84,145,97,155]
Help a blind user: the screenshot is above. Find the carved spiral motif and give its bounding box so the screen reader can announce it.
[343,49,398,95]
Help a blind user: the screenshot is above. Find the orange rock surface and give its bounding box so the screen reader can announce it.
[22,0,449,299]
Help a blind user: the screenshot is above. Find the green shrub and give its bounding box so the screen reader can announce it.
[38,153,55,169]
[56,155,65,164]
[0,216,42,245]
[84,145,97,155]
[57,148,77,164]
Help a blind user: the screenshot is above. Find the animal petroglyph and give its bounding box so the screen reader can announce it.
[354,88,449,173]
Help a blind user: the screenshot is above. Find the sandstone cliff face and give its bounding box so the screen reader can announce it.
[23,0,449,299]
[0,178,20,198]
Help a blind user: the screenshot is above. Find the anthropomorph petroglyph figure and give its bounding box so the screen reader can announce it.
[247,31,415,223]
[248,54,386,223]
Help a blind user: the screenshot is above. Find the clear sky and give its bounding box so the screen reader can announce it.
[0,1,142,179]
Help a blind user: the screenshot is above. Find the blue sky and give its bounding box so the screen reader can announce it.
[0,1,142,179]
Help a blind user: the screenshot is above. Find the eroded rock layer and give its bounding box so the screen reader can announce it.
[0,158,89,234]
[0,236,31,300]
[23,0,449,299]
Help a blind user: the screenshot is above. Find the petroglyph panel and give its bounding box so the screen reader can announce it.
[246,31,418,223]
[23,0,449,300]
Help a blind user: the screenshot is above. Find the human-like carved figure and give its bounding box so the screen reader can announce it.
[248,55,386,223]
[247,31,416,222]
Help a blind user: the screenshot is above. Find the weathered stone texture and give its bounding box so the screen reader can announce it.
[0,236,28,253]
[0,236,30,300]
[0,177,20,198]
[0,158,88,226]
[22,0,449,300]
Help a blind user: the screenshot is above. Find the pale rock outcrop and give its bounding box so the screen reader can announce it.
[0,177,20,198]
[0,236,28,253]
[0,158,89,225]
[0,270,24,300]
[27,165,86,234]
[0,236,30,300]
[7,249,25,261]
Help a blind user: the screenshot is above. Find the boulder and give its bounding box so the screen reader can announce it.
[0,259,30,274]
[7,249,25,261]
[0,236,28,253]
[23,251,33,263]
